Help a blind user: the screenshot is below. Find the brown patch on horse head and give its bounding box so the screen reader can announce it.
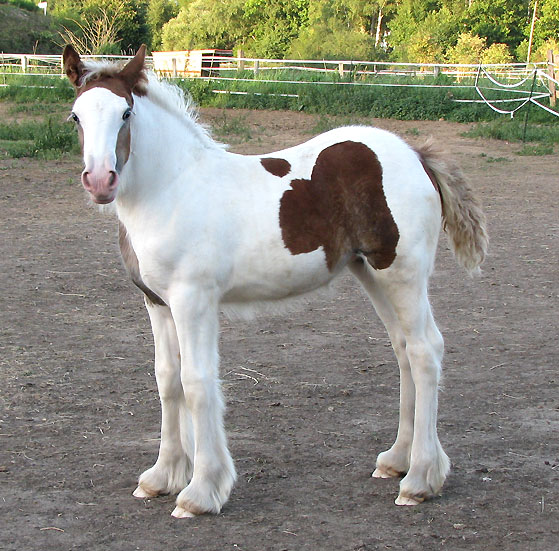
[116,123,131,171]
[279,141,399,271]
[261,158,291,178]
[64,44,147,101]
[118,222,166,306]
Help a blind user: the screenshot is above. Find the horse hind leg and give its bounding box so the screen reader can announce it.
[350,258,450,505]
[349,259,414,478]
[133,301,194,499]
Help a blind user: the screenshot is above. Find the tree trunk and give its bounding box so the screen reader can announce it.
[375,8,383,48]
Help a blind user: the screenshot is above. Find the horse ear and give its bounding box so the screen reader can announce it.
[120,44,147,93]
[63,45,85,89]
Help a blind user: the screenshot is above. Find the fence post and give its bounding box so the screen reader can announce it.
[21,55,28,73]
[171,57,177,78]
[338,62,344,78]
[254,60,259,76]
[434,65,440,78]
[547,49,556,107]
[237,49,245,71]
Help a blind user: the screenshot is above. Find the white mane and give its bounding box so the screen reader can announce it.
[143,72,224,150]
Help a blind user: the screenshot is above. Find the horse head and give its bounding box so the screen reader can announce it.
[63,45,147,204]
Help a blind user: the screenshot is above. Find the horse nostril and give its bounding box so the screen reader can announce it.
[108,171,117,188]
[82,171,91,190]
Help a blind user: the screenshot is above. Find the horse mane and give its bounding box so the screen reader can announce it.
[81,59,221,149]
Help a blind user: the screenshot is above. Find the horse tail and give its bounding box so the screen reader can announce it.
[415,139,488,274]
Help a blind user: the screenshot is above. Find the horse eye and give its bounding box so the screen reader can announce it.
[69,112,80,124]
[123,108,132,121]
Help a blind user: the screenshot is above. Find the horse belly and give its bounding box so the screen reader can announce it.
[221,246,337,303]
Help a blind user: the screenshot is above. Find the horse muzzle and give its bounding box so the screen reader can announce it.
[82,168,119,204]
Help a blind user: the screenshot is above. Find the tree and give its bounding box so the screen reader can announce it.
[288,0,386,60]
[55,0,149,54]
[162,0,249,51]
[532,0,559,48]
[242,0,309,58]
[388,2,464,61]
[481,43,514,64]
[59,5,124,54]
[147,0,179,50]
[387,0,445,60]
[446,32,486,64]
[464,0,531,51]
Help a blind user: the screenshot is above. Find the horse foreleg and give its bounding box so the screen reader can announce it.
[133,301,193,499]
[168,286,236,518]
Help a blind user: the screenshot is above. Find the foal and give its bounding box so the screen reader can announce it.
[63,45,488,517]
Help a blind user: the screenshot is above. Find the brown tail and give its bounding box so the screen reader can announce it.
[415,139,488,274]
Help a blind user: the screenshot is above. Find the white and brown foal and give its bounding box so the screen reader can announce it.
[63,45,488,518]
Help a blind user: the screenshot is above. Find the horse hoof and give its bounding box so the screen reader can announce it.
[171,506,196,518]
[133,485,157,499]
[395,494,424,506]
[372,466,404,479]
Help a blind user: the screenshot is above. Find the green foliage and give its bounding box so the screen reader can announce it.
[2,0,39,11]
[0,3,59,53]
[447,33,486,64]
[242,0,309,58]
[0,118,78,158]
[288,23,378,60]
[162,0,250,51]
[481,43,514,64]
[391,3,463,62]
[54,0,149,53]
[1,0,557,64]
[81,0,149,52]
[147,0,179,50]
[288,0,388,60]
[464,0,530,51]
[534,0,559,47]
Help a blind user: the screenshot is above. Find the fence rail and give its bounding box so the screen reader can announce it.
[1,53,558,119]
[1,52,556,78]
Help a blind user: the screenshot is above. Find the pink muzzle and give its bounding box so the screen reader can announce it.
[81,166,119,204]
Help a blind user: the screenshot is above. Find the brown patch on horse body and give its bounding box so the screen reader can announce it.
[279,141,399,271]
[261,158,291,177]
[118,222,166,306]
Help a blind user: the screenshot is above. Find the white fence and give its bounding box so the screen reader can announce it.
[1,53,558,118]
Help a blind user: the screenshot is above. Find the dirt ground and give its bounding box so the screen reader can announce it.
[1,107,558,551]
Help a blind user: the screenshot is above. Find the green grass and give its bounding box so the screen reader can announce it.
[0,77,75,103]
[515,144,555,156]
[463,119,559,145]
[210,112,253,143]
[0,118,79,158]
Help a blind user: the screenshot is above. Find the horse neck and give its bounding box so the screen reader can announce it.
[117,93,220,209]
